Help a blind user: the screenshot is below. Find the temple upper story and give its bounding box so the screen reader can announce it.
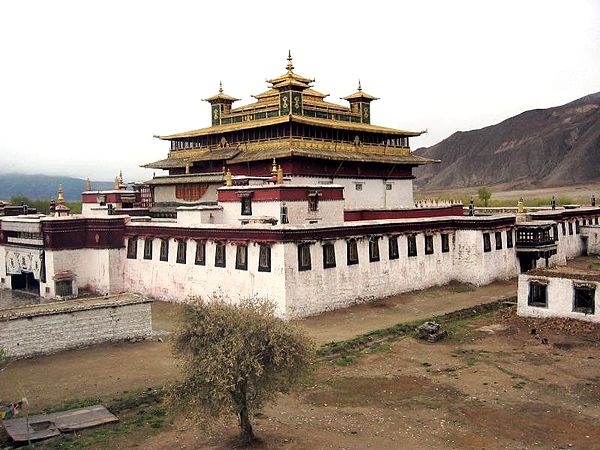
[143,53,433,172]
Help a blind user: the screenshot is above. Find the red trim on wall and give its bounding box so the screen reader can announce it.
[344,205,465,221]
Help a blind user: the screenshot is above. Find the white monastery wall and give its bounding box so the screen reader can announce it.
[291,176,414,209]
[177,207,223,226]
[219,199,344,225]
[518,274,600,323]
[582,226,600,255]
[122,238,287,316]
[153,184,219,204]
[0,298,152,358]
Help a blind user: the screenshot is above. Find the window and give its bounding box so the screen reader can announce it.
[385,183,393,191]
[127,237,138,259]
[298,244,311,271]
[425,235,434,255]
[552,224,559,242]
[280,204,289,224]
[561,222,566,236]
[347,240,359,265]
[176,240,187,264]
[241,197,252,216]
[215,243,226,267]
[160,239,169,262]
[195,241,206,265]
[388,237,399,260]
[143,238,153,260]
[495,231,502,250]
[506,230,513,248]
[441,234,450,253]
[528,282,547,307]
[258,245,271,272]
[308,191,320,212]
[55,280,73,297]
[235,245,248,270]
[322,243,336,268]
[568,222,573,235]
[574,285,595,314]
[369,238,380,262]
[483,233,491,252]
[575,220,580,234]
[595,217,599,225]
[355,183,363,191]
[407,235,417,257]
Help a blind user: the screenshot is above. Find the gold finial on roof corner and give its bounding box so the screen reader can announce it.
[225,169,233,187]
[113,176,120,190]
[185,159,191,174]
[271,158,278,176]
[286,50,294,72]
[276,165,283,184]
[219,81,223,93]
[57,184,65,205]
[358,79,362,91]
[85,177,91,191]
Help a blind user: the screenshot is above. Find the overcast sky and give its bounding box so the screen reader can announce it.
[0,0,598,182]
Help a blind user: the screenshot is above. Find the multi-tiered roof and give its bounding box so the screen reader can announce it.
[143,53,435,173]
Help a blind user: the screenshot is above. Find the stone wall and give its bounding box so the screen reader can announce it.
[0,295,152,358]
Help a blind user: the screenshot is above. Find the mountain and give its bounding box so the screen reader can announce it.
[0,173,114,201]
[414,92,600,191]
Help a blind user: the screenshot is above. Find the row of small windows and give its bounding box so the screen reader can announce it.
[297,234,452,271]
[483,230,513,253]
[126,237,272,272]
[528,281,596,314]
[559,217,599,237]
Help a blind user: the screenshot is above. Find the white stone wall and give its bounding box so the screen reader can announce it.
[283,228,517,318]
[220,199,344,226]
[122,239,288,316]
[0,299,152,358]
[0,247,6,288]
[544,220,587,267]
[153,184,219,204]
[291,176,414,209]
[177,207,223,226]
[517,274,600,323]
[582,226,600,255]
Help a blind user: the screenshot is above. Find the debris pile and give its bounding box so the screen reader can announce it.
[416,321,448,342]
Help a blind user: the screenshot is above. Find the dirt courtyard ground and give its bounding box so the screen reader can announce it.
[3,272,600,448]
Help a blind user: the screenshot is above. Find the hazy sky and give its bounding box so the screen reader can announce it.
[0,0,598,182]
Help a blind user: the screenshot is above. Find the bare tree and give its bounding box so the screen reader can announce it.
[168,297,313,445]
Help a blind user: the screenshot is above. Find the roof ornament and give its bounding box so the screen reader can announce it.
[271,158,278,177]
[85,177,91,192]
[219,81,223,93]
[286,50,294,73]
[358,79,362,92]
[57,184,65,205]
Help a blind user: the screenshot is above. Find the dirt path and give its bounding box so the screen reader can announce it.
[294,279,516,344]
[0,280,515,411]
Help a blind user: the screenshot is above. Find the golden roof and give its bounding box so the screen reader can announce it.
[202,81,240,102]
[158,114,424,140]
[265,51,314,88]
[342,80,379,101]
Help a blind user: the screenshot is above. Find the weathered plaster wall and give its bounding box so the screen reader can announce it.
[0,298,152,358]
[582,226,600,255]
[220,199,344,225]
[518,275,600,323]
[153,184,219,204]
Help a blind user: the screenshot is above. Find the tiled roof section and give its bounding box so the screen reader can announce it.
[158,115,424,140]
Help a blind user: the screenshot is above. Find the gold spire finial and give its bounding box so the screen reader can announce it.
[358,79,362,91]
[225,169,233,187]
[57,184,65,205]
[113,175,120,190]
[219,81,223,93]
[276,165,283,184]
[271,158,278,176]
[85,177,91,191]
[185,159,191,174]
[118,170,123,186]
[286,50,294,72]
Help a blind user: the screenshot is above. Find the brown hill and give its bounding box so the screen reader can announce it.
[414,93,600,191]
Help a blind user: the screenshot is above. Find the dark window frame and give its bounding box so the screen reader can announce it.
[424,235,434,255]
[215,242,226,268]
[195,241,206,265]
[507,229,513,248]
[322,243,336,269]
[407,235,417,257]
[495,231,503,250]
[483,233,491,252]
[561,222,566,236]
[568,222,573,235]
[241,197,252,216]
[575,220,580,234]
[528,282,548,307]
[388,237,399,260]
[298,243,312,271]
[127,237,138,259]
[235,245,248,270]
[573,285,595,314]
[258,245,271,272]
[55,279,74,297]
[159,238,169,262]
[441,234,450,253]
[369,238,380,262]
[176,240,187,264]
[347,239,359,265]
[143,238,153,260]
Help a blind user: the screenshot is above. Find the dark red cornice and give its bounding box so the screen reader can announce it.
[42,217,127,250]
